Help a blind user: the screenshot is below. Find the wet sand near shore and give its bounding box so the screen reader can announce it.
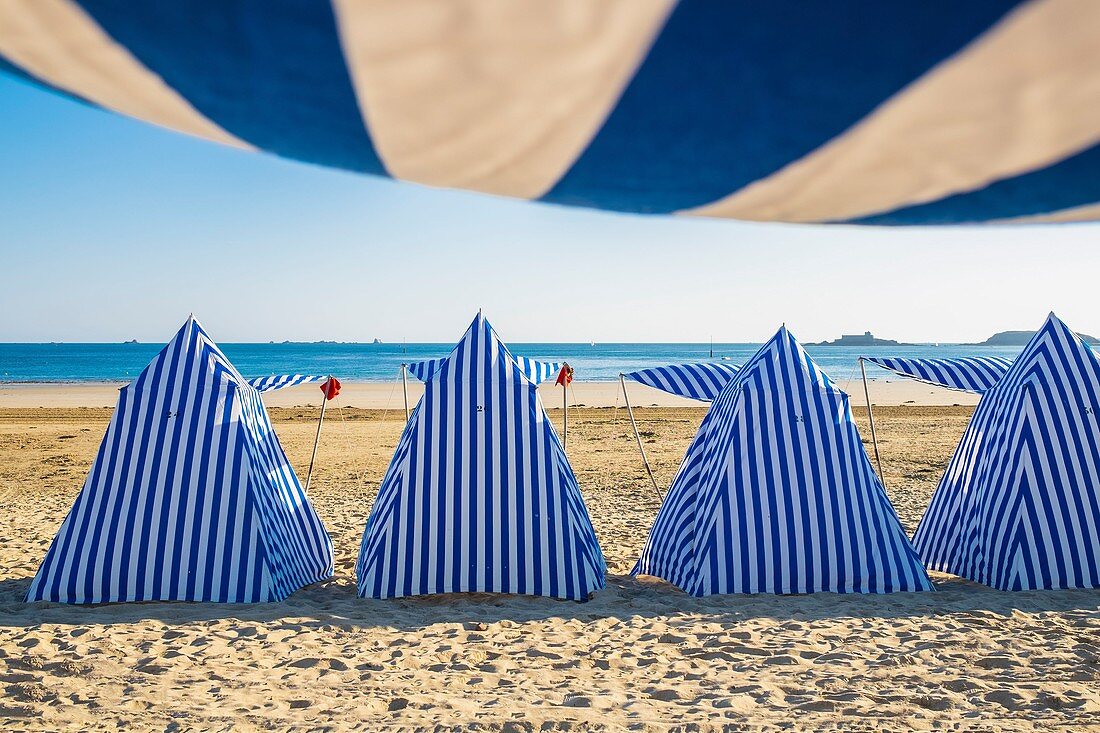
[1,405,1097,731]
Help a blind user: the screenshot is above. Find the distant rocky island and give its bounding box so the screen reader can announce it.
[972,330,1100,347]
[812,331,907,347]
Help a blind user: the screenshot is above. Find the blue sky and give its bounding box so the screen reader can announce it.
[1,72,1098,344]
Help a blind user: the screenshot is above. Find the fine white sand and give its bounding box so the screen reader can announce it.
[0,379,979,410]
[1,404,1096,731]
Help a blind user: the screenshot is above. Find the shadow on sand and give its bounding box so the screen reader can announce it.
[1,573,1098,633]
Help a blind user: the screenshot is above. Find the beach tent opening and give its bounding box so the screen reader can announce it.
[356,312,605,600]
[26,316,334,604]
[633,326,932,595]
[912,313,1100,590]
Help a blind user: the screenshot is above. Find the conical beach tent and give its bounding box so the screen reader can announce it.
[357,313,605,600]
[913,313,1100,590]
[633,326,932,595]
[27,316,334,604]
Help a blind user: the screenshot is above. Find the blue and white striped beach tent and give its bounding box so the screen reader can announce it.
[3,2,1099,225]
[633,326,932,595]
[27,316,334,604]
[863,356,1013,394]
[913,314,1100,591]
[625,363,741,402]
[357,313,605,600]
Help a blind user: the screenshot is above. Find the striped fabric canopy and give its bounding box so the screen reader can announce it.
[633,326,932,595]
[358,313,605,600]
[27,316,334,604]
[624,363,741,402]
[246,374,326,393]
[863,356,1013,394]
[913,314,1100,591]
[407,356,561,384]
[3,2,1098,225]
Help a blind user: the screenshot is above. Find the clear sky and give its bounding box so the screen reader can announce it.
[1,73,1098,345]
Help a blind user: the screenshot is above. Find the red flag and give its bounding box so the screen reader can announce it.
[555,363,573,387]
[320,376,341,400]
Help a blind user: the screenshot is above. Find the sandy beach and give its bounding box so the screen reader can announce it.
[0,378,980,410]
[1,399,1097,731]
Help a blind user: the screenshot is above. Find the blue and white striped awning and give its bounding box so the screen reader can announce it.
[2,2,1098,225]
[633,326,931,595]
[913,314,1100,591]
[27,316,334,604]
[358,313,604,600]
[407,356,561,385]
[863,356,1013,394]
[247,374,327,393]
[624,363,740,402]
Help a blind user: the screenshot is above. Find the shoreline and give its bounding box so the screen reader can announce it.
[0,379,980,409]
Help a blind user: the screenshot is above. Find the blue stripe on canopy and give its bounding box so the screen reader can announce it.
[624,363,740,402]
[913,314,1100,590]
[358,313,605,599]
[247,374,326,393]
[26,316,334,603]
[543,0,1021,213]
[633,326,932,595]
[864,356,1013,394]
[408,357,561,385]
[76,0,385,173]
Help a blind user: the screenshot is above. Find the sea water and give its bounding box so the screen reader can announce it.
[0,342,1022,384]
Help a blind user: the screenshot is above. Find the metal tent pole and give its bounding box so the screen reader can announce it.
[401,363,410,422]
[621,374,663,501]
[859,358,886,488]
[305,376,330,493]
[562,380,568,449]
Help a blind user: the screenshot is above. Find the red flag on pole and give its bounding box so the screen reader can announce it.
[555,363,573,387]
[320,376,341,400]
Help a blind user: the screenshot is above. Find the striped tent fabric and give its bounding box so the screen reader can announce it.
[633,326,932,595]
[408,356,562,385]
[26,316,334,604]
[912,313,1100,591]
[3,2,1099,225]
[513,357,563,385]
[357,312,605,600]
[247,374,326,393]
[625,363,741,402]
[863,356,1013,394]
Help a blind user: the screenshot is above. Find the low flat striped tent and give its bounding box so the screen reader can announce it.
[3,2,1099,225]
[913,314,1100,590]
[246,374,326,393]
[863,356,1013,394]
[633,326,932,595]
[625,363,741,402]
[357,313,605,600]
[407,356,562,385]
[27,316,334,604]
